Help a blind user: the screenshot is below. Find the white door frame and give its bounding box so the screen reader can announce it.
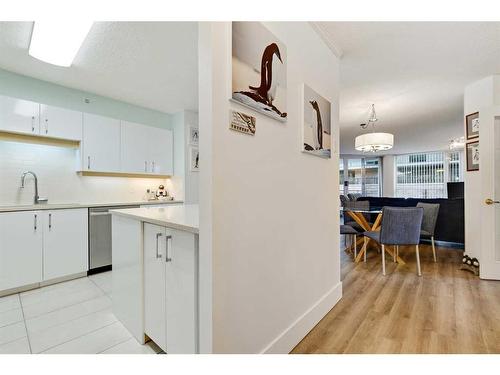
[480,105,500,280]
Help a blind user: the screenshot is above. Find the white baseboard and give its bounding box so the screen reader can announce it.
[260,282,343,354]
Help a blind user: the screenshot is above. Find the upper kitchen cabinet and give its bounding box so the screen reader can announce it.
[148,126,173,175]
[121,120,173,176]
[40,104,83,141]
[82,113,121,173]
[0,95,39,136]
[121,120,150,174]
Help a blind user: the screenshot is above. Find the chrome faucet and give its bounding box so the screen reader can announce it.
[20,171,48,204]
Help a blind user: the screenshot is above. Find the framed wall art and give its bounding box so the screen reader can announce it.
[466,112,479,140]
[190,146,199,172]
[466,140,479,171]
[230,110,256,135]
[231,22,287,122]
[301,84,331,159]
[189,126,199,146]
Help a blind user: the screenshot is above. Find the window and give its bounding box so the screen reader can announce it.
[339,158,345,195]
[395,151,464,198]
[339,157,381,197]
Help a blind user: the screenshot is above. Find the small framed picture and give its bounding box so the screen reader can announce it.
[466,112,479,140]
[230,110,256,135]
[466,141,479,171]
[190,146,199,172]
[189,126,199,146]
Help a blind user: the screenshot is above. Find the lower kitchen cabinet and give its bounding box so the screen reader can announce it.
[144,223,198,353]
[0,208,88,294]
[0,211,42,292]
[43,209,88,281]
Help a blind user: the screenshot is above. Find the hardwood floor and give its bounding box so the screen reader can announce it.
[292,243,500,354]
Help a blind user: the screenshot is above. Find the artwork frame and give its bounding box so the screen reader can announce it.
[466,141,479,172]
[189,126,199,146]
[229,110,256,136]
[466,112,479,140]
[190,146,199,172]
[231,22,287,122]
[301,84,332,159]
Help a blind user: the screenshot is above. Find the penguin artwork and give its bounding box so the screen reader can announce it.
[310,100,323,150]
[235,43,287,118]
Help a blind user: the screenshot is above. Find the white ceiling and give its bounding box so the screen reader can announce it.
[315,22,500,155]
[0,22,198,114]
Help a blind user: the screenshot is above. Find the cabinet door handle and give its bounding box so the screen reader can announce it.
[88,156,91,170]
[165,235,172,262]
[155,233,163,259]
[34,214,37,231]
[49,213,52,230]
[45,118,48,134]
[145,161,148,172]
[31,116,35,132]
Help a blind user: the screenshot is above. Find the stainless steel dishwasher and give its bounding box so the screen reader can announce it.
[89,205,140,274]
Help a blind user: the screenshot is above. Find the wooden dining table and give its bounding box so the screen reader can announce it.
[342,207,406,264]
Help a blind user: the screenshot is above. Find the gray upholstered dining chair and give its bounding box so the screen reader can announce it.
[343,200,372,232]
[340,195,349,206]
[416,202,440,263]
[347,193,361,201]
[340,224,358,258]
[363,206,424,276]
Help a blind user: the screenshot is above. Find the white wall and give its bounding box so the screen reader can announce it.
[199,22,341,353]
[463,76,500,261]
[0,140,168,205]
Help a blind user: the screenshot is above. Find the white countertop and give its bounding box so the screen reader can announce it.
[0,200,182,213]
[110,204,199,234]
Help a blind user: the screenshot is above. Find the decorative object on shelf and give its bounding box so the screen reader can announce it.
[449,136,465,150]
[466,140,479,171]
[460,254,479,276]
[156,184,171,200]
[189,126,199,146]
[231,22,287,121]
[465,112,479,140]
[355,104,393,152]
[302,84,331,159]
[190,146,199,172]
[230,110,256,135]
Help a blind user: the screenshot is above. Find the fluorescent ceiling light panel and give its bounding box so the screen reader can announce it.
[29,21,93,67]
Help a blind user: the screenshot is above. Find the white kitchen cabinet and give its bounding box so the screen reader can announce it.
[121,120,150,174]
[40,104,82,141]
[144,223,198,353]
[148,126,173,175]
[42,209,88,281]
[121,121,173,175]
[0,95,39,136]
[82,113,121,172]
[0,211,42,291]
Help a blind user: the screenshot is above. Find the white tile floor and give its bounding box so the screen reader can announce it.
[0,271,162,354]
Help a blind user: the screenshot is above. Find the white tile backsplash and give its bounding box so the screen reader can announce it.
[0,140,170,205]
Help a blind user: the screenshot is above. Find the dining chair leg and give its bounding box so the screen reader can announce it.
[415,245,422,276]
[431,236,437,263]
[381,244,386,275]
[363,237,367,262]
[393,245,396,263]
[353,234,357,259]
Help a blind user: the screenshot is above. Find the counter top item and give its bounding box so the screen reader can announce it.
[0,200,183,213]
[110,204,199,234]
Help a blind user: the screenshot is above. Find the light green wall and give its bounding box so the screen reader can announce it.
[0,68,171,129]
